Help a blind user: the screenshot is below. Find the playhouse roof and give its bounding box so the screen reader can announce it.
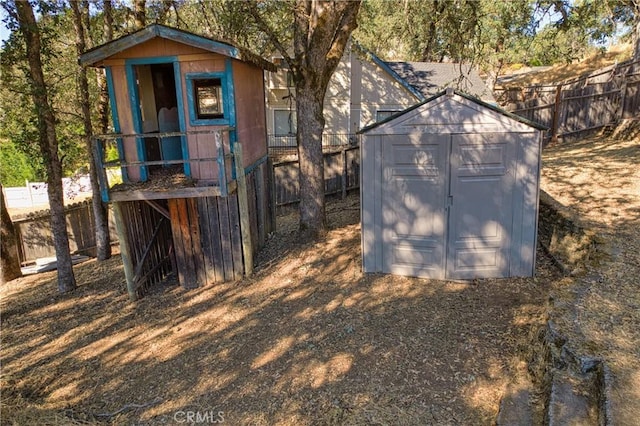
[80,24,277,72]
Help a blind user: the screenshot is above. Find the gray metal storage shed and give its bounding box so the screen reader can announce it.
[359,89,546,280]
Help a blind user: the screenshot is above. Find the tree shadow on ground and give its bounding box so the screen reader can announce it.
[0,192,559,425]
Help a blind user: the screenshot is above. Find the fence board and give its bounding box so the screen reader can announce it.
[495,59,640,142]
[13,201,117,264]
[273,146,360,206]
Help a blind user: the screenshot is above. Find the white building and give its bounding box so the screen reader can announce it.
[265,42,494,150]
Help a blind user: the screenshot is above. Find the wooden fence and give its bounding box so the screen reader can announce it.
[267,133,357,155]
[495,59,640,142]
[13,200,116,264]
[272,146,360,206]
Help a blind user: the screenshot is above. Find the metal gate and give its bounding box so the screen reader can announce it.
[382,133,515,280]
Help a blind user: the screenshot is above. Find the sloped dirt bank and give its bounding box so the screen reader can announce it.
[531,125,640,425]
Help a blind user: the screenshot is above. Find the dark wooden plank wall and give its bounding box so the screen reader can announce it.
[165,161,273,289]
[120,200,173,298]
[273,146,360,206]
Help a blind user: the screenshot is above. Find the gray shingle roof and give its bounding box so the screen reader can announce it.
[385,61,495,102]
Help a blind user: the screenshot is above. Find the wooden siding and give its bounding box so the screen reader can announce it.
[109,37,207,60]
[121,162,273,297]
[179,55,227,181]
[110,65,142,181]
[105,49,267,184]
[233,60,269,168]
[180,55,226,73]
[116,200,173,299]
[358,55,417,127]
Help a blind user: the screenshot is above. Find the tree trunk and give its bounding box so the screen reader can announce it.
[1,184,22,283]
[245,0,360,240]
[71,1,112,261]
[292,0,361,239]
[134,0,146,29]
[634,5,640,61]
[15,0,76,293]
[296,86,327,239]
[420,0,444,62]
[97,0,113,135]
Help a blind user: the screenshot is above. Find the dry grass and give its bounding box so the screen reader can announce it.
[498,43,633,88]
[540,122,640,425]
[1,193,560,425]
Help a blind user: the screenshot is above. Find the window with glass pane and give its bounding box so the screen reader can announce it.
[194,79,224,119]
[376,110,400,122]
[274,110,296,135]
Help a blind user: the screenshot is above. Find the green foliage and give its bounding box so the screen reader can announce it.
[355,0,638,72]
[105,143,119,162]
[0,0,636,188]
[0,2,94,180]
[0,139,38,186]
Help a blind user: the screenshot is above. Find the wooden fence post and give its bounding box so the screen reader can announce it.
[341,147,347,199]
[268,158,277,231]
[233,144,253,277]
[618,78,628,120]
[112,202,137,301]
[550,84,563,143]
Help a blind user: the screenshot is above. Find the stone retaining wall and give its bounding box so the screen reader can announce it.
[537,190,607,275]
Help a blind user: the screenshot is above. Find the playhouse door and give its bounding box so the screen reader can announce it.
[446,134,515,279]
[133,63,183,166]
[381,134,448,279]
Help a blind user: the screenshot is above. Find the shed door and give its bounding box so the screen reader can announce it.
[381,133,516,280]
[446,134,515,279]
[382,135,448,278]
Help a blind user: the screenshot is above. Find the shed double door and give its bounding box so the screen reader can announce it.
[382,133,515,280]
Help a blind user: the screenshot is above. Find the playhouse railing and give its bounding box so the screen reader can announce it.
[92,128,235,202]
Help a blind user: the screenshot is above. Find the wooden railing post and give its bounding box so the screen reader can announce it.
[215,130,228,196]
[233,143,253,277]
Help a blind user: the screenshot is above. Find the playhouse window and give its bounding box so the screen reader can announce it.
[194,79,224,119]
[186,73,230,126]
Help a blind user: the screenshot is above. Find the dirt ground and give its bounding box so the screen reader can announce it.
[539,122,640,425]
[1,191,561,425]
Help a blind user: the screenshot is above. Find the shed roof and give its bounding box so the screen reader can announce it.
[353,43,495,103]
[358,88,547,134]
[385,61,495,102]
[80,24,277,72]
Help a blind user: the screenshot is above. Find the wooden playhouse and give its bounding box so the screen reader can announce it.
[80,24,276,299]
